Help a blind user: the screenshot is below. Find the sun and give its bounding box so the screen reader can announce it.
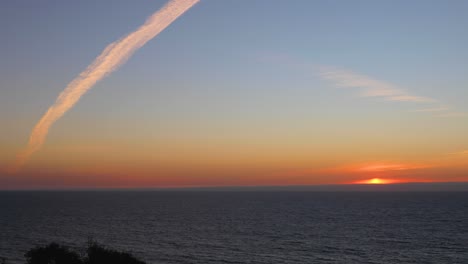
[354,178,397,184]
[368,178,384,184]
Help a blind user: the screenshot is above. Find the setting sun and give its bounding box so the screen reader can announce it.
[354,178,398,184]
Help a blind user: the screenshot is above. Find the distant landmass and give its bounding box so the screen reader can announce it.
[158,182,468,192]
[2,182,468,192]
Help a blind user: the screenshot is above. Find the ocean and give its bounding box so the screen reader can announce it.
[1,191,467,263]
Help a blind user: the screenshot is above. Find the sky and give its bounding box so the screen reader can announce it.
[1,0,468,189]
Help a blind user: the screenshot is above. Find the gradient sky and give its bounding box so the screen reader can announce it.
[1,0,468,189]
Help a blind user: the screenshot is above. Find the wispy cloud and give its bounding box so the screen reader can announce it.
[448,150,468,156]
[434,112,468,118]
[320,161,432,175]
[356,163,429,172]
[318,67,435,103]
[9,0,200,173]
[414,107,448,112]
[318,66,467,118]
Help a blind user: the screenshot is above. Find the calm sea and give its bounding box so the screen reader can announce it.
[1,191,467,263]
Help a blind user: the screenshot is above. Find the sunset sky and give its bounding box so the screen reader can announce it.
[1,0,468,189]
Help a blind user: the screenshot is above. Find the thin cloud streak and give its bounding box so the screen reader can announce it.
[414,107,448,112]
[357,163,430,172]
[435,112,468,118]
[318,67,435,103]
[9,0,199,173]
[449,150,468,155]
[318,66,467,118]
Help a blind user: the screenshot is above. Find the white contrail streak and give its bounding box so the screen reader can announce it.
[10,0,199,173]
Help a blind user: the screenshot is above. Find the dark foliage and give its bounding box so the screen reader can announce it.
[24,243,82,264]
[23,241,146,264]
[86,241,146,264]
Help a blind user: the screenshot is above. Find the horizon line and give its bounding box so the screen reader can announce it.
[2,181,468,192]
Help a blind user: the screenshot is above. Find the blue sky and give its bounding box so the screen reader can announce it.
[2,0,467,113]
[1,0,468,187]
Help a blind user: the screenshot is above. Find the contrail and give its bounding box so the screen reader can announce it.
[10,0,200,173]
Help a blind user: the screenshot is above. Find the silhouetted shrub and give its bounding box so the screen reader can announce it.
[25,243,82,264]
[23,241,146,264]
[85,241,145,264]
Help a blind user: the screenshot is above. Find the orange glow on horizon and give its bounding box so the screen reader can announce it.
[353,178,401,184]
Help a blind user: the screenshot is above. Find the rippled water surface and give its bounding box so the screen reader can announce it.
[1,191,468,263]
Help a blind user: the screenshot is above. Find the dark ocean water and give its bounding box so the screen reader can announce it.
[1,191,467,264]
